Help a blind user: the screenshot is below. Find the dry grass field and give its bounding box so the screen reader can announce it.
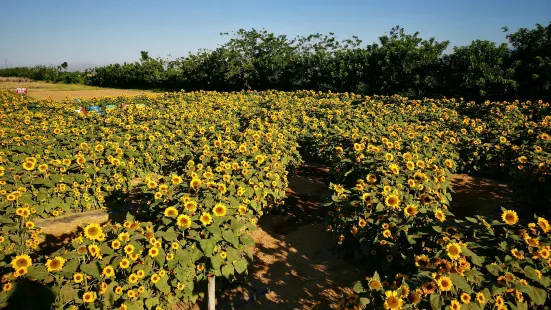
[0,80,153,100]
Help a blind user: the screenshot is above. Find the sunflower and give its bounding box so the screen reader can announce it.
[37,164,48,173]
[128,273,139,284]
[200,212,213,226]
[74,273,84,283]
[407,291,421,304]
[446,242,462,260]
[115,286,123,294]
[220,251,227,259]
[119,258,130,269]
[124,244,135,254]
[404,205,418,217]
[238,205,247,215]
[255,154,265,164]
[151,273,160,284]
[525,236,539,247]
[501,210,518,225]
[515,290,524,302]
[118,232,130,242]
[406,161,415,170]
[450,300,460,310]
[413,171,425,182]
[366,174,377,183]
[475,292,485,304]
[154,192,163,199]
[164,207,178,217]
[46,256,66,272]
[537,217,550,233]
[422,282,436,295]
[435,209,446,222]
[415,255,431,269]
[171,175,183,185]
[137,270,145,278]
[2,283,12,292]
[190,178,202,189]
[385,195,400,209]
[77,246,87,255]
[149,247,159,257]
[542,133,550,141]
[539,247,551,259]
[82,291,97,303]
[383,230,392,238]
[384,290,403,310]
[102,266,115,278]
[111,240,121,250]
[177,214,191,228]
[83,223,103,241]
[184,200,198,212]
[368,279,382,290]
[437,276,453,291]
[11,254,32,270]
[22,161,35,171]
[213,204,227,217]
[14,267,27,277]
[495,296,504,306]
[460,292,471,304]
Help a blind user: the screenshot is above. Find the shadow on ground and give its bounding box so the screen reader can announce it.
[450,173,515,218]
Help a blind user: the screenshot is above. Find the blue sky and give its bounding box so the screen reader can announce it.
[0,0,549,70]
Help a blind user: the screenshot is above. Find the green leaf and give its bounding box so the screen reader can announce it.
[26,265,49,281]
[450,273,473,293]
[233,259,248,274]
[145,297,159,310]
[530,286,547,305]
[162,227,178,241]
[60,259,80,279]
[200,239,216,257]
[352,281,364,293]
[523,266,541,282]
[485,264,502,276]
[154,277,171,294]
[80,261,102,279]
[240,234,255,246]
[221,264,234,279]
[211,255,223,275]
[222,230,238,246]
[430,293,443,310]
[60,285,78,303]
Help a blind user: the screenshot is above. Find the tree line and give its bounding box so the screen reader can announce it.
[1,22,549,101]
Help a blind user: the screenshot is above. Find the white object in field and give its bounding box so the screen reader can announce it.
[16,87,28,94]
[208,275,215,310]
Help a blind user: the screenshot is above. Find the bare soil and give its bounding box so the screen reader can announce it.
[0,81,153,100]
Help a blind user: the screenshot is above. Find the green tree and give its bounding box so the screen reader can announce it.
[507,22,551,101]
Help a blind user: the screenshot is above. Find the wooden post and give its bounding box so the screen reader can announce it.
[208,274,215,310]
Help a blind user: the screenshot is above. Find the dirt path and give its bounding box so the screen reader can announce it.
[217,164,357,310]
[450,174,513,218]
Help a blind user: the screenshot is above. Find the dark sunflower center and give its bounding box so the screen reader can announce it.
[88,227,99,236]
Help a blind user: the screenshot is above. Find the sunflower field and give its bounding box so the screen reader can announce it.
[0,90,550,310]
